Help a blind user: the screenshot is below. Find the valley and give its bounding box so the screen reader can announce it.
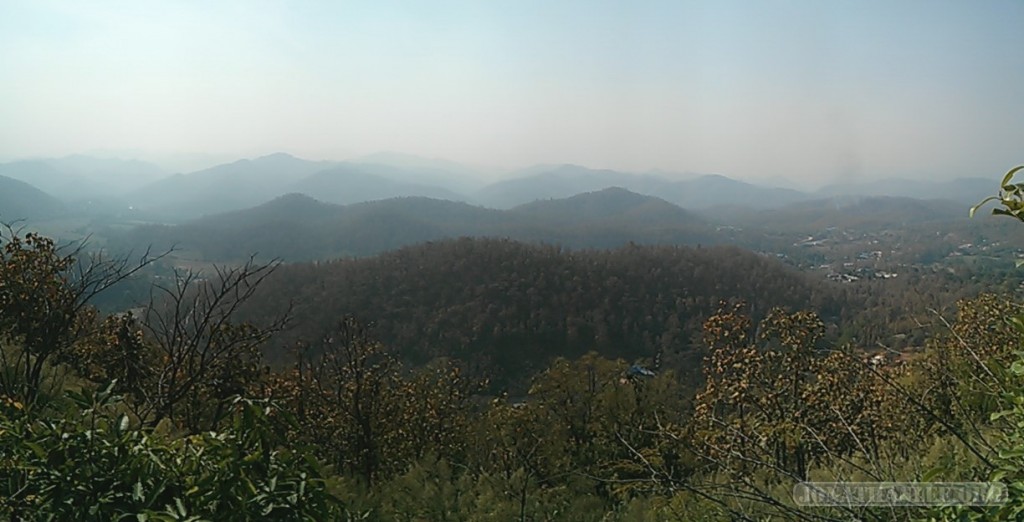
[2,153,1018,383]
[1,149,1022,522]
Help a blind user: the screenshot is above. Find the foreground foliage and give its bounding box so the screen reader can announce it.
[0,385,342,521]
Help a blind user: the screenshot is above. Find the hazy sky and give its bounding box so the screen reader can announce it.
[2,0,1022,186]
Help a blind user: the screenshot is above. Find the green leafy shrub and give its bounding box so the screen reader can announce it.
[0,383,343,521]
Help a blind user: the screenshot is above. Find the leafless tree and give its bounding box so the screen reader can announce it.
[139,256,291,431]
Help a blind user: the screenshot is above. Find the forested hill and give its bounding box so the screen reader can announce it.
[243,237,843,391]
[112,189,725,261]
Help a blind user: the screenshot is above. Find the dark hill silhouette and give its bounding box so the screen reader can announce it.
[190,193,342,229]
[342,197,506,228]
[112,188,725,261]
[0,175,65,221]
[510,187,703,226]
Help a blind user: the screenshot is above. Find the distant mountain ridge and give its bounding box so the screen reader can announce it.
[0,161,103,201]
[0,152,1000,227]
[0,156,165,201]
[475,162,998,211]
[112,187,726,261]
[292,163,469,205]
[510,187,702,227]
[475,164,809,210]
[814,177,993,204]
[125,153,336,219]
[352,151,499,192]
[710,195,970,232]
[476,164,668,208]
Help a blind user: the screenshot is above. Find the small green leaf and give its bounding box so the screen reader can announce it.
[922,465,946,482]
[999,447,1024,459]
[24,441,47,459]
[971,196,1000,218]
[991,410,1012,421]
[1001,165,1024,188]
[1011,360,1024,376]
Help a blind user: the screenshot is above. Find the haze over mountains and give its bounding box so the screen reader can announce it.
[813,177,994,205]
[0,156,166,201]
[0,151,997,228]
[474,164,812,210]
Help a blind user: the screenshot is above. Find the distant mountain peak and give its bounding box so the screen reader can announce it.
[536,164,606,176]
[593,186,634,195]
[269,192,324,205]
[188,191,341,228]
[255,152,301,162]
[509,186,701,227]
[696,173,732,181]
[561,186,663,203]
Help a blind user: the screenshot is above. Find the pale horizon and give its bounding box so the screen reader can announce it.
[3,1,1023,188]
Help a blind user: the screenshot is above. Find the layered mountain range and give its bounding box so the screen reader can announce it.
[0,152,996,225]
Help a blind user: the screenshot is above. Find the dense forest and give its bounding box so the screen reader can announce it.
[3,172,1024,520]
[231,231,1024,403]
[240,238,841,391]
